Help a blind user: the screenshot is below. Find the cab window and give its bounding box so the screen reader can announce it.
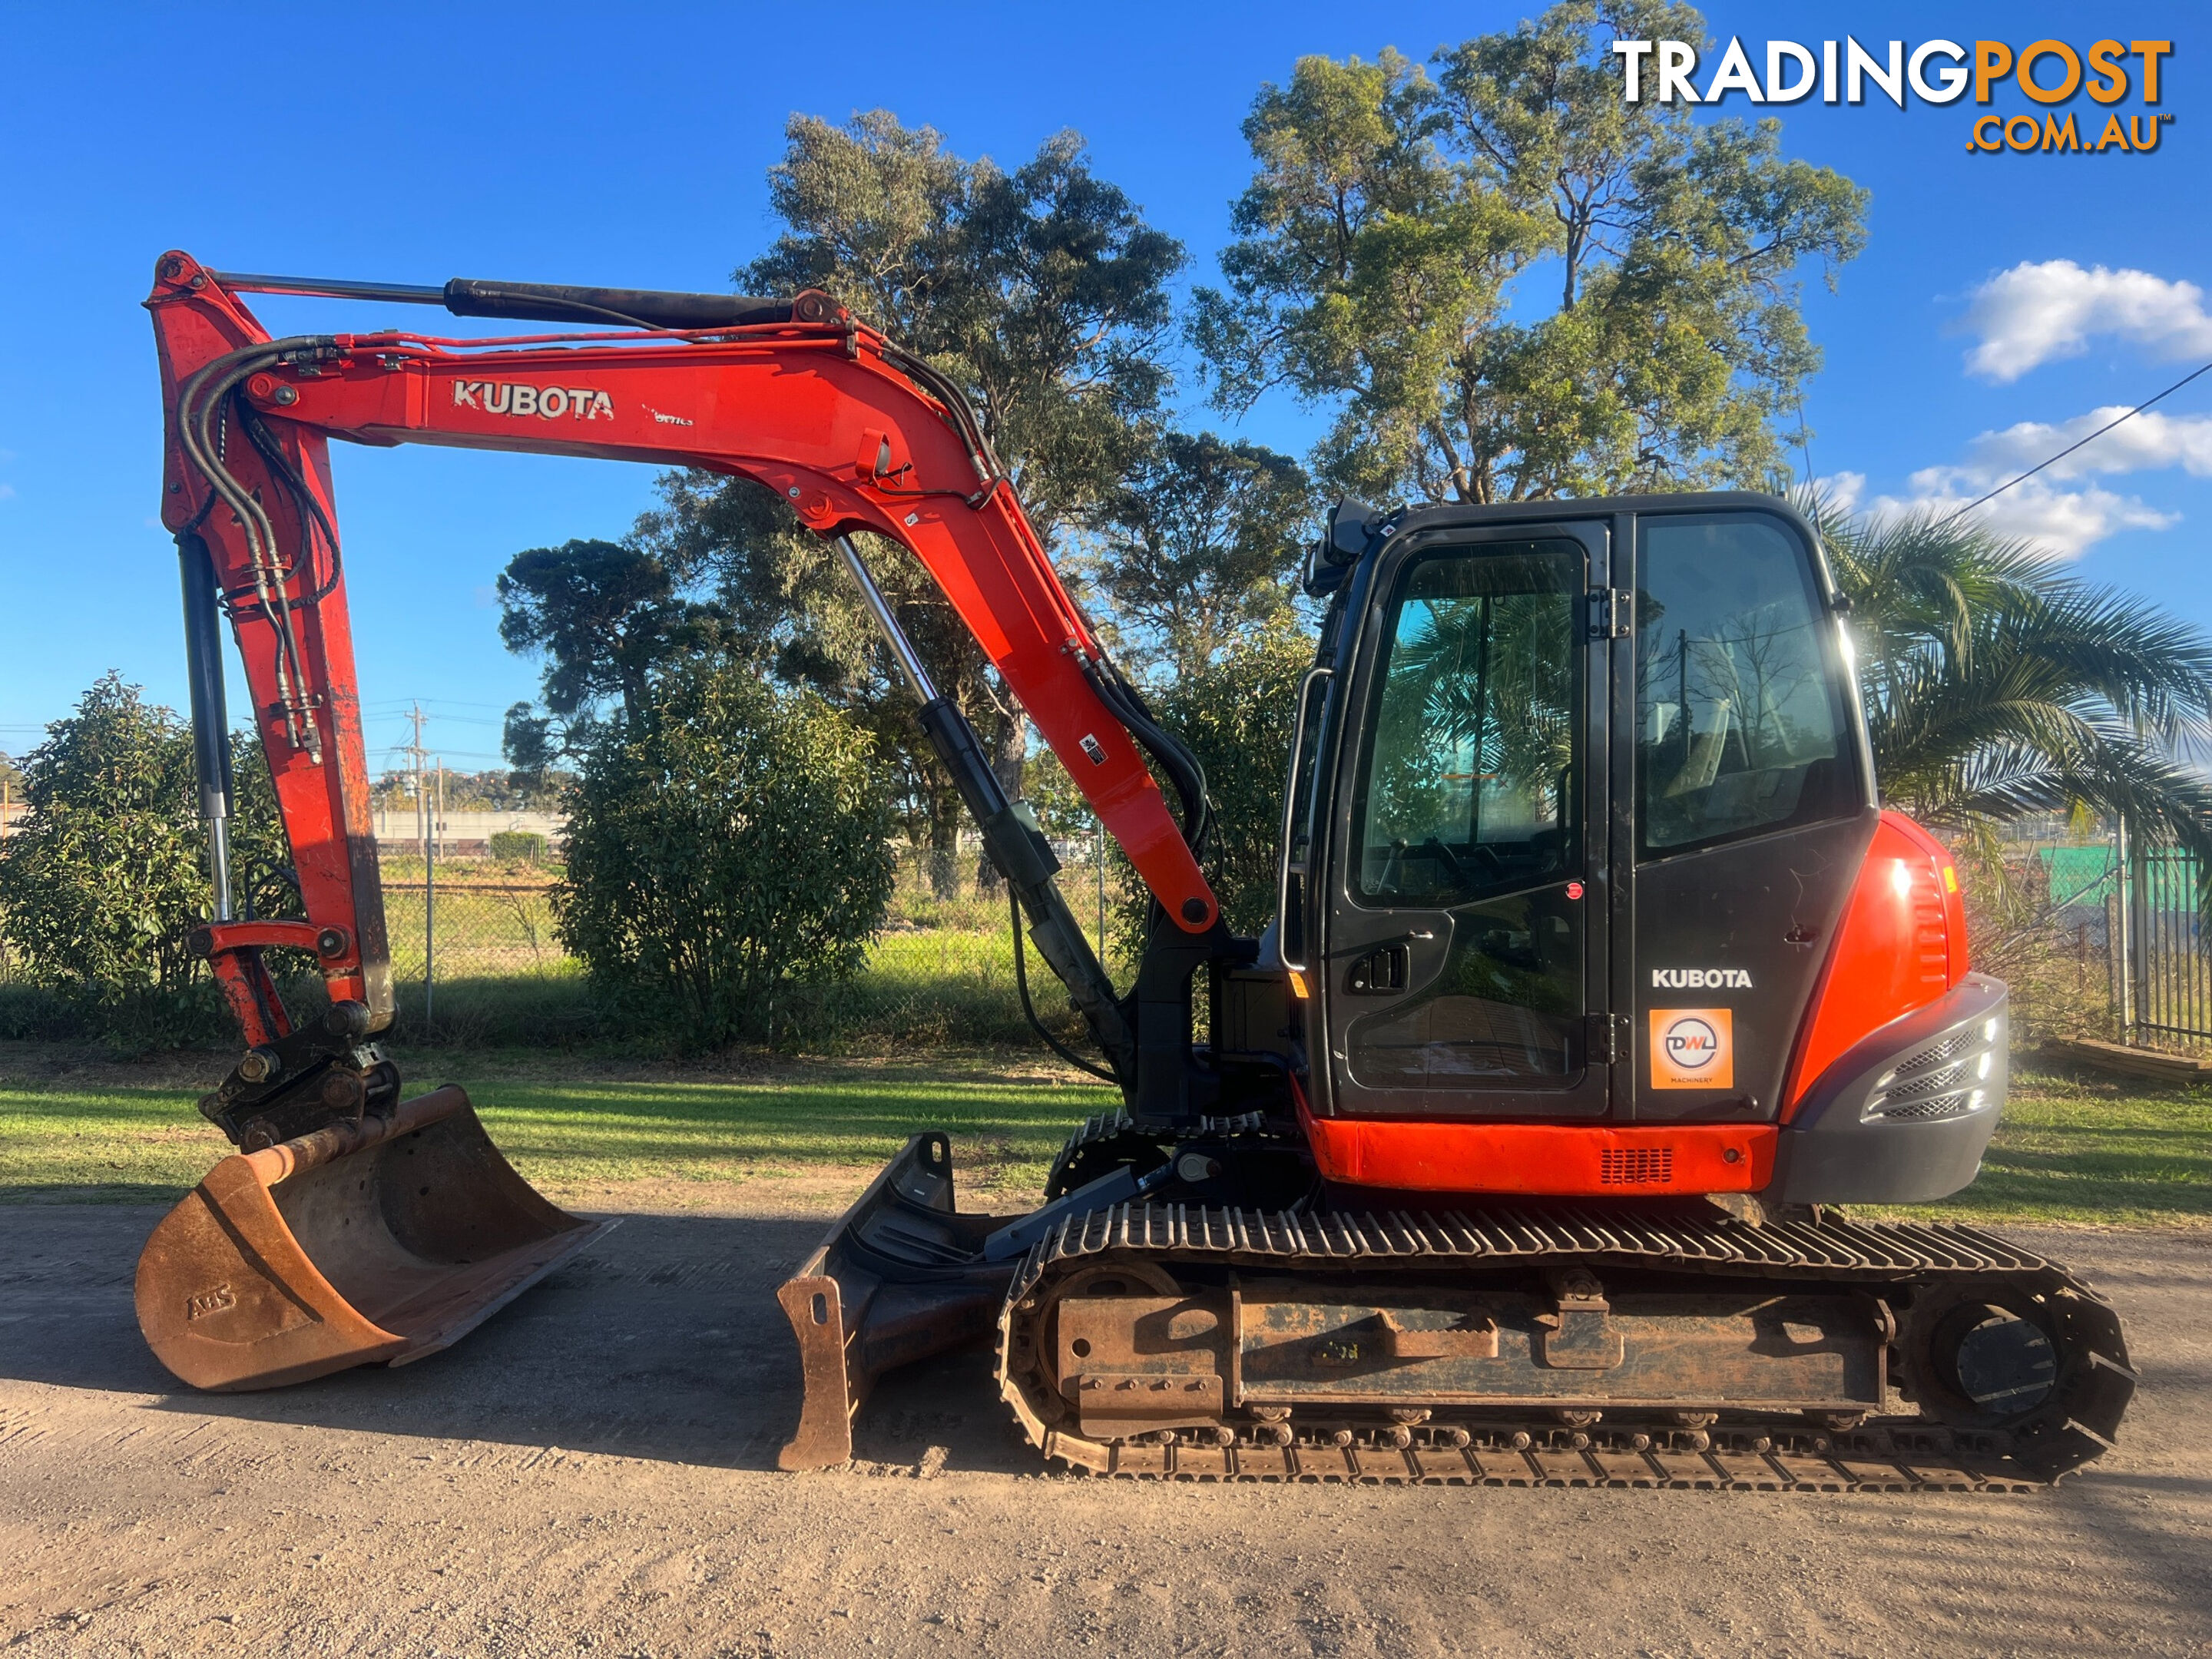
[1353,545,1581,907]
[1636,515,1848,857]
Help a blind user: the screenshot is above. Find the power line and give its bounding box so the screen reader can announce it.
[1938,358,2212,527]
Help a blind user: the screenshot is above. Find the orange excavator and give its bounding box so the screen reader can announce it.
[138,253,2134,1488]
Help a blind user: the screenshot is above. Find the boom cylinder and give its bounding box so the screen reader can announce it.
[177,533,237,921]
[206,270,820,331]
[834,538,1134,1081]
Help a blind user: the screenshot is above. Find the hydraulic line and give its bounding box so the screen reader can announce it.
[239,405,344,604]
[1081,656,1212,858]
[1010,886,1118,1083]
[184,355,312,751]
[173,338,340,761]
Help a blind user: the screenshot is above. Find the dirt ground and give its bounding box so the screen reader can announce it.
[3,1190,2209,1659]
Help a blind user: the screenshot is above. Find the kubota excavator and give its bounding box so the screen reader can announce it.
[137,252,2134,1488]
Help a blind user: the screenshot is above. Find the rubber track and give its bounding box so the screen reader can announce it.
[999,1200,2136,1488]
[1013,1199,2055,1279]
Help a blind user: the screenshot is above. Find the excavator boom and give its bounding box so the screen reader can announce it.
[137,250,1218,1395]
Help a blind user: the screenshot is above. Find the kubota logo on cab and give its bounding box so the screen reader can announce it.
[1651,1008,1734,1090]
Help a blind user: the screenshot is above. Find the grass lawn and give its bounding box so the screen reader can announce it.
[2,1045,2205,1227]
[1861,1063,2212,1228]
[0,1046,1117,1210]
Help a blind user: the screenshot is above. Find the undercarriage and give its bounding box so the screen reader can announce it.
[778,1128,2135,1488]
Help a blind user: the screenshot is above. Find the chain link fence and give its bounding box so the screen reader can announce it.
[26,811,2191,1057]
[377,841,1128,1047]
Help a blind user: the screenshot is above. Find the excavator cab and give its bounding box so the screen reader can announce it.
[1282,495,2005,1204]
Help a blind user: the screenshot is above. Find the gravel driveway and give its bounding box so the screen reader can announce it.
[3,1198,2207,1657]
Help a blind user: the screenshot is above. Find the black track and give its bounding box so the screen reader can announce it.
[996,1199,2137,1487]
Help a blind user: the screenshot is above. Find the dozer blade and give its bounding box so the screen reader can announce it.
[777,1133,1022,1470]
[137,1085,608,1391]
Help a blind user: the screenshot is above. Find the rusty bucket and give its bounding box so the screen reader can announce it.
[137,1085,608,1391]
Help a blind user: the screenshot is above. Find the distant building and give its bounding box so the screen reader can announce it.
[373,807,565,858]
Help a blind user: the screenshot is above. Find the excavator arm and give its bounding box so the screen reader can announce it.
[148,250,1224,1146]
[135,250,1251,1401]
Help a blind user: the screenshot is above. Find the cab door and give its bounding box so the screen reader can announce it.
[1313,521,1614,1121]
[1625,507,1874,1123]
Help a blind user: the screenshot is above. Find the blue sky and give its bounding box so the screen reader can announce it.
[1,0,2204,777]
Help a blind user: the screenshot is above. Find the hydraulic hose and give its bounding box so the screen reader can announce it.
[1081,657,1212,860]
[1009,887,1118,1083]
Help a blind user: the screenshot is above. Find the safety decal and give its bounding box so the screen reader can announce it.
[1650,1008,1734,1089]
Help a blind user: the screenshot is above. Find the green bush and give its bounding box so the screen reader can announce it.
[556,655,896,1048]
[1161,628,1317,935]
[1066,628,1314,957]
[487,829,549,864]
[0,674,293,1048]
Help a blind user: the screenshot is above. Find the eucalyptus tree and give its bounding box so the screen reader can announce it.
[1082,431,1314,681]
[1194,1,1868,505]
[634,112,1185,894]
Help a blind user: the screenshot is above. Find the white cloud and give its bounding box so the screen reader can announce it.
[1868,471,2174,558]
[1960,407,2212,481]
[1962,260,2212,382]
[1835,266,2212,552]
[1810,470,1866,513]
[1823,395,2212,558]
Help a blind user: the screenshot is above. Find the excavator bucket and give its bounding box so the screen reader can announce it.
[777,1134,1020,1469]
[137,1085,608,1391]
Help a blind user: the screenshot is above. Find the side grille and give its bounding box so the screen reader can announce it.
[1874,1094,1975,1121]
[1599,1147,1675,1187]
[1899,1027,1977,1072]
[1883,1060,1969,1102]
[1863,1015,1998,1123]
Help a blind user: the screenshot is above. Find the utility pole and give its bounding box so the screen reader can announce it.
[406,703,435,1029]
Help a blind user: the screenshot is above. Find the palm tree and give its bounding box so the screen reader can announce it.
[1803,494,2212,897]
